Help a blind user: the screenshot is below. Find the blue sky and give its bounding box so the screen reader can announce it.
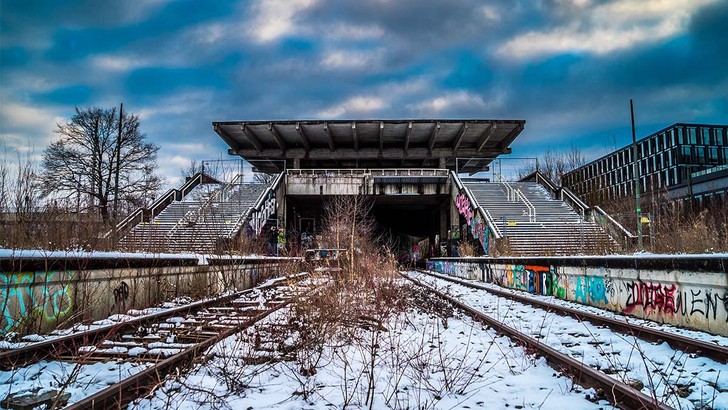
[2,0,727,185]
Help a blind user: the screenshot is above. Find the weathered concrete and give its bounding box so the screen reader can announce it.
[1,257,295,336]
[427,256,728,336]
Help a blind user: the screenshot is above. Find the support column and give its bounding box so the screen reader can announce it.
[292,158,301,169]
[438,157,446,169]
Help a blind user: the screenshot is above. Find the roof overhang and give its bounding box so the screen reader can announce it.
[213,119,525,173]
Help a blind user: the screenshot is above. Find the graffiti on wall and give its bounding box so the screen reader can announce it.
[575,276,609,305]
[455,192,490,254]
[623,280,728,321]
[1,271,74,333]
[455,193,473,225]
[427,260,481,280]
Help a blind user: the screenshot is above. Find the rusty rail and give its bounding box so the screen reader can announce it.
[402,272,672,410]
[418,269,728,364]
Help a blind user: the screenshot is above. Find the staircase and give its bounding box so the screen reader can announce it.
[119,180,268,253]
[463,181,616,256]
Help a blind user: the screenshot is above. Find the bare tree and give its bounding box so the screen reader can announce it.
[519,144,586,185]
[39,106,161,221]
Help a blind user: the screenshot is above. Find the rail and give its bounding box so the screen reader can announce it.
[533,171,559,198]
[500,181,516,201]
[287,168,450,177]
[450,171,502,239]
[593,205,637,243]
[560,186,589,218]
[515,188,536,222]
[225,172,285,239]
[403,272,672,410]
[106,173,206,240]
[165,174,241,241]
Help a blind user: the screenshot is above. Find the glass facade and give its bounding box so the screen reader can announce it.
[562,124,728,203]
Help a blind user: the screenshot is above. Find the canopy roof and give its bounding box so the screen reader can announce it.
[213,119,525,173]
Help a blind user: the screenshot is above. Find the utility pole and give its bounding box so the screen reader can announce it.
[630,99,643,251]
[113,102,123,244]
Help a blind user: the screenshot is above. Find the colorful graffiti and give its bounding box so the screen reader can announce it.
[500,265,557,296]
[1,271,74,333]
[455,193,473,225]
[575,276,609,305]
[427,260,481,280]
[623,281,728,321]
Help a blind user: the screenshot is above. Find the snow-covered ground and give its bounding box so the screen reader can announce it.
[133,279,611,409]
[407,271,728,409]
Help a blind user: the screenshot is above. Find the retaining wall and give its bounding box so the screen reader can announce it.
[0,255,297,336]
[427,256,728,336]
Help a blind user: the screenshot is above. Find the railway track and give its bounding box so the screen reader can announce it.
[403,270,728,410]
[1,273,314,409]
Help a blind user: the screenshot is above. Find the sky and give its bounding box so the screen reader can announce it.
[2,0,727,186]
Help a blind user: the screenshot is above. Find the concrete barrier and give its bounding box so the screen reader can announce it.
[427,255,728,336]
[1,254,298,336]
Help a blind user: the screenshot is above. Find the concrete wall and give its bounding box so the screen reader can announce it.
[1,259,289,336]
[427,256,728,336]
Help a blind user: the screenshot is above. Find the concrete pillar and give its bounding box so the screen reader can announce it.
[438,157,446,169]
[293,158,301,169]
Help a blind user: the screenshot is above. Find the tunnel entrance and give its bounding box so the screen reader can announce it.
[285,194,451,261]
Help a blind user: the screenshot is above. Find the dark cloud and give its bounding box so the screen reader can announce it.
[1,0,726,185]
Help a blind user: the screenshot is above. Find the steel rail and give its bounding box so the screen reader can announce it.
[417,270,728,364]
[0,273,307,371]
[64,292,298,410]
[401,272,672,410]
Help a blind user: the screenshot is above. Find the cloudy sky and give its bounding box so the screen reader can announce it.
[2,0,727,185]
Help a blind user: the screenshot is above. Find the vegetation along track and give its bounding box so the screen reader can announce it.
[402,270,728,410]
[1,273,313,409]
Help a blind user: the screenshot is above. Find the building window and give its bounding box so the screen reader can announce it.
[688,127,697,144]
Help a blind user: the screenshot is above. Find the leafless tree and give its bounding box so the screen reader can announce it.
[39,106,161,221]
[520,144,586,185]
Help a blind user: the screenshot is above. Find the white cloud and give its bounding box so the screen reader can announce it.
[247,0,318,43]
[317,96,388,118]
[320,49,385,70]
[324,24,385,40]
[499,0,719,58]
[91,55,151,72]
[407,91,499,115]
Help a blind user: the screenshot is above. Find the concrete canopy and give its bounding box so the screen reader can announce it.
[213,119,525,173]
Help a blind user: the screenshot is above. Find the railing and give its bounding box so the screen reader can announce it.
[515,189,536,222]
[225,172,285,239]
[561,186,589,218]
[501,181,517,202]
[593,206,637,245]
[533,172,559,198]
[451,171,502,239]
[107,172,205,240]
[287,168,450,177]
[165,175,240,242]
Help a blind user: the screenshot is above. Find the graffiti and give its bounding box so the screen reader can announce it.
[1,271,74,332]
[623,281,728,321]
[502,265,555,296]
[455,193,474,225]
[251,194,276,234]
[427,260,480,280]
[469,215,488,253]
[113,281,130,305]
[575,276,609,305]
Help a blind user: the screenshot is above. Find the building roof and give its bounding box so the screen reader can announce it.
[213,119,525,173]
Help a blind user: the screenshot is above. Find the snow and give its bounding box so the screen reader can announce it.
[133,284,611,409]
[406,271,728,409]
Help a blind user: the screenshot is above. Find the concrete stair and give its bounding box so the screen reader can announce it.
[119,182,267,253]
[463,181,615,256]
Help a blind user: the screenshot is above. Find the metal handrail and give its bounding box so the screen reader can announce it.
[225,171,285,239]
[166,175,241,241]
[561,186,589,218]
[287,168,449,177]
[107,172,205,239]
[515,189,536,222]
[593,206,637,239]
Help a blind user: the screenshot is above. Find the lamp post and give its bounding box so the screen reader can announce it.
[630,99,643,252]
